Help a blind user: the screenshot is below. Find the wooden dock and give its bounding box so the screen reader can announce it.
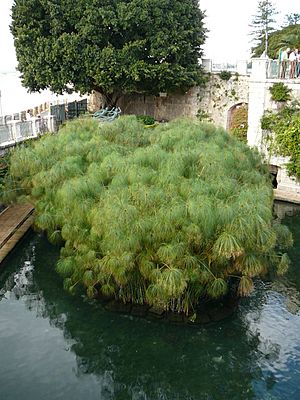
[0,204,34,263]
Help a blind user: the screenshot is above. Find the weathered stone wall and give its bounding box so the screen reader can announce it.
[267,84,300,194]
[248,79,300,149]
[247,58,300,194]
[88,73,250,130]
[197,74,249,128]
[118,88,199,121]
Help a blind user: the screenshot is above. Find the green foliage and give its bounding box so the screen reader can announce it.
[136,115,155,126]
[229,104,248,142]
[283,13,300,27]
[261,102,300,179]
[2,117,292,313]
[0,153,10,193]
[219,71,232,81]
[269,83,291,102]
[252,24,300,58]
[196,109,212,122]
[11,0,207,106]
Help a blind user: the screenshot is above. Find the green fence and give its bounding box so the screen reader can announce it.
[50,99,88,127]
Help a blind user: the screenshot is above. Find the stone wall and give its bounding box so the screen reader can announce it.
[247,58,300,194]
[197,74,249,128]
[118,88,199,121]
[88,73,250,130]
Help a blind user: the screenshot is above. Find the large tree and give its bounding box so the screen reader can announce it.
[11,0,206,106]
[250,0,278,56]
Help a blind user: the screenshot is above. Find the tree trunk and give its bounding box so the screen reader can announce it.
[93,87,121,109]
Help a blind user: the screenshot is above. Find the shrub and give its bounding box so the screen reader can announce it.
[2,117,292,314]
[196,109,212,122]
[136,115,156,126]
[261,102,300,179]
[234,72,239,81]
[219,71,232,81]
[269,82,291,102]
[0,152,10,193]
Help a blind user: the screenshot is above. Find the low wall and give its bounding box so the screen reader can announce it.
[118,88,199,121]
[89,88,200,121]
[88,74,250,129]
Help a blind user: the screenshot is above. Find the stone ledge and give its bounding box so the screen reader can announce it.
[274,189,300,205]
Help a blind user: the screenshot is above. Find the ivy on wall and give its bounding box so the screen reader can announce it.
[261,101,300,180]
[219,71,232,81]
[196,109,212,122]
[269,83,291,102]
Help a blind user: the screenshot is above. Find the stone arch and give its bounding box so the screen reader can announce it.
[227,102,248,131]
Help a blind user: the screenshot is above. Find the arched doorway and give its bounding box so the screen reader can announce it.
[227,103,248,142]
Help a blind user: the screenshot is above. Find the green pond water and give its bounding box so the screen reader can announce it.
[0,203,300,400]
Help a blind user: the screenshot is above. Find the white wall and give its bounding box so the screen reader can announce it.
[247,58,300,194]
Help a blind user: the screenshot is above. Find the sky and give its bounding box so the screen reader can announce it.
[0,0,298,114]
[1,0,298,73]
[200,0,297,62]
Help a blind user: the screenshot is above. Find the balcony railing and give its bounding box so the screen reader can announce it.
[202,58,300,81]
[0,116,56,148]
[267,59,300,80]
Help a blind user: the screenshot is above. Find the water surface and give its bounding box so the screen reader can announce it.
[0,203,299,400]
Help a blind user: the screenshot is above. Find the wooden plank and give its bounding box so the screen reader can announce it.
[0,216,34,263]
[0,204,34,264]
[0,204,34,246]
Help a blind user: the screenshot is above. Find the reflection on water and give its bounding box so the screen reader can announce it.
[273,201,300,222]
[0,203,299,400]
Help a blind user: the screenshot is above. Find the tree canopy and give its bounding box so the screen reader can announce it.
[252,24,300,58]
[11,0,206,105]
[2,117,292,314]
[283,13,300,27]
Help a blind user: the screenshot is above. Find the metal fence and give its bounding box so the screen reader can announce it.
[0,97,87,148]
[0,116,56,148]
[50,99,88,127]
[0,125,11,143]
[267,60,280,79]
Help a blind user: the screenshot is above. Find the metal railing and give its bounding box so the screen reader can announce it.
[50,99,88,127]
[266,59,300,80]
[267,60,280,79]
[0,116,56,148]
[202,59,252,76]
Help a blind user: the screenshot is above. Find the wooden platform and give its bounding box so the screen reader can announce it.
[0,204,34,263]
